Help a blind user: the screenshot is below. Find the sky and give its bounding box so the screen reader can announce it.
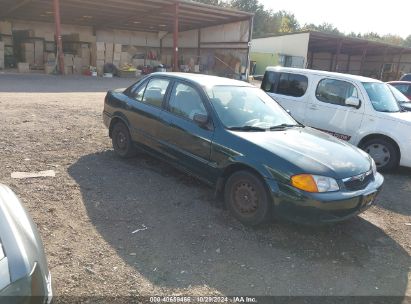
[258,0,410,38]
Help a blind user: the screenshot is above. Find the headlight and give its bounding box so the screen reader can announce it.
[291,174,340,193]
[371,157,377,176]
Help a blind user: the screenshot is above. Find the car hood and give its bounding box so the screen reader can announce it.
[232,127,371,179]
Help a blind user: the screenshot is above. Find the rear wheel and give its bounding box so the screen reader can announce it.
[360,138,399,171]
[111,122,136,158]
[224,170,272,226]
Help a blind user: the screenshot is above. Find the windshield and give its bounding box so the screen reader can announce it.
[363,82,401,113]
[388,84,410,103]
[206,85,298,130]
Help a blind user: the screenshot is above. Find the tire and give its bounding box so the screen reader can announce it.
[360,138,399,171]
[111,121,136,158]
[224,170,272,226]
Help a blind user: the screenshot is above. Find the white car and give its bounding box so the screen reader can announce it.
[261,66,411,171]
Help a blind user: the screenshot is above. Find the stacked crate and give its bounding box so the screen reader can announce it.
[21,43,35,65]
[113,44,121,67]
[96,42,105,75]
[34,40,44,66]
[105,43,113,64]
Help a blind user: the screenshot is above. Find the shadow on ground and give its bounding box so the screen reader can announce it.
[377,166,411,216]
[68,151,410,297]
[0,73,137,93]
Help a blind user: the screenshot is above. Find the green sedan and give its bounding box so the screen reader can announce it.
[103,73,384,225]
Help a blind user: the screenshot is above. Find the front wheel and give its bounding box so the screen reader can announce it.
[224,170,272,226]
[111,122,136,158]
[360,138,399,171]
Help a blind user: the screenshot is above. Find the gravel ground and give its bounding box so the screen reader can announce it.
[0,73,410,300]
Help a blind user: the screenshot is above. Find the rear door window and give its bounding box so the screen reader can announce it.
[142,78,170,108]
[168,82,207,121]
[277,73,308,97]
[261,71,308,97]
[316,78,358,106]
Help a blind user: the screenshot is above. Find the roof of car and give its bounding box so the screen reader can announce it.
[387,81,411,85]
[265,67,382,83]
[150,72,254,87]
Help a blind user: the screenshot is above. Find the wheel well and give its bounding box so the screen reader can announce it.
[216,163,267,197]
[109,117,127,138]
[358,134,401,159]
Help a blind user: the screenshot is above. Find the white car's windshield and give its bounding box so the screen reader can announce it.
[363,82,401,113]
[205,86,298,130]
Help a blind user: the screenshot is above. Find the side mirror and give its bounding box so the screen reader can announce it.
[345,97,361,108]
[193,113,209,126]
[286,109,291,115]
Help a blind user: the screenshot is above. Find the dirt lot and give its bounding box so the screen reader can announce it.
[0,73,410,300]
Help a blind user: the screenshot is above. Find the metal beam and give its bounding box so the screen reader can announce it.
[173,2,179,72]
[53,0,65,75]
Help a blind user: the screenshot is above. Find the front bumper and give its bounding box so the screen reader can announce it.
[266,173,384,224]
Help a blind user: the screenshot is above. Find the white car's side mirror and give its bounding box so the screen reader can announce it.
[345,97,361,108]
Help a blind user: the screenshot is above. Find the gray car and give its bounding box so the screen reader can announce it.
[0,184,52,303]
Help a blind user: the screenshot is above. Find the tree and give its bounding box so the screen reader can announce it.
[275,11,300,33]
[302,22,340,34]
[404,35,411,47]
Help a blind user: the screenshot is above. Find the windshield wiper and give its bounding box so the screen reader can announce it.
[227,126,266,132]
[269,123,303,130]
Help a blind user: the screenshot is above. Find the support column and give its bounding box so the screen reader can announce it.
[333,39,343,72]
[53,0,65,75]
[395,50,404,80]
[380,46,389,80]
[245,16,254,80]
[359,43,368,76]
[346,54,351,73]
[197,28,201,65]
[173,2,179,72]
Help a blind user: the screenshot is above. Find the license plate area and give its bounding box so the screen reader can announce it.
[361,191,377,209]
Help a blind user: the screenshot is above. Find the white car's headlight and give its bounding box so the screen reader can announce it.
[291,174,340,193]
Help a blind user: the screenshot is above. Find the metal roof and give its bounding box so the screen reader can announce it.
[307,31,411,56]
[0,0,253,32]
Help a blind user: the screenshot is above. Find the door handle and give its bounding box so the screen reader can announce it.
[309,105,318,110]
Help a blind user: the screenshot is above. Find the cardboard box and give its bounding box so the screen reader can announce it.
[34,40,44,65]
[105,43,114,53]
[113,52,121,61]
[114,44,122,52]
[96,50,105,60]
[0,21,12,35]
[96,42,105,51]
[81,48,90,67]
[18,62,30,73]
[120,52,130,65]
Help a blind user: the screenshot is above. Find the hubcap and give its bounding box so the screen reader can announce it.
[117,131,127,150]
[365,144,390,168]
[233,182,259,214]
